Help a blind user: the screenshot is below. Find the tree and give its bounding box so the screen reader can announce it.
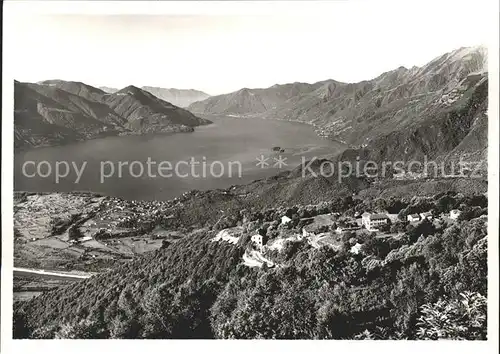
[404,219,435,244]
[30,324,59,339]
[416,292,487,340]
[467,195,487,208]
[457,206,484,222]
[316,302,353,339]
[398,207,410,221]
[68,224,83,240]
[362,237,391,259]
[390,221,408,234]
[141,283,176,338]
[435,195,456,214]
[378,223,391,233]
[341,231,355,244]
[12,309,31,339]
[281,240,306,261]
[54,319,103,339]
[389,263,436,336]
[110,286,142,338]
[385,198,409,214]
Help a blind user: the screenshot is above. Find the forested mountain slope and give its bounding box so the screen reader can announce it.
[14,192,488,339]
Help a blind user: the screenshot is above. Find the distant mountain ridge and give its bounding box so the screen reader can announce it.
[141,86,210,108]
[99,86,118,94]
[39,80,108,102]
[188,46,488,166]
[99,86,210,107]
[15,81,211,149]
[189,82,319,115]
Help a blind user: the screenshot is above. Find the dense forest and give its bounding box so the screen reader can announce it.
[13,192,487,339]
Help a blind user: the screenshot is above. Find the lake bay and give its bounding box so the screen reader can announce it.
[14,116,345,200]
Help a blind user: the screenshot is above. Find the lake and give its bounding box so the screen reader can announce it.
[14,116,346,200]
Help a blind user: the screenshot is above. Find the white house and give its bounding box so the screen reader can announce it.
[302,228,313,239]
[420,211,433,220]
[335,223,361,234]
[362,213,389,231]
[450,209,461,220]
[350,243,363,255]
[78,236,93,243]
[251,234,264,249]
[281,215,292,225]
[407,214,421,222]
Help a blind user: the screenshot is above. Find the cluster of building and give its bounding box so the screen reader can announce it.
[335,222,360,234]
[361,212,390,232]
[209,203,470,269]
[284,211,393,235]
[96,198,169,231]
[407,209,461,222]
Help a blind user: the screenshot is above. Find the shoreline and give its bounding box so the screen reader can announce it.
[14,118,212,153]
[196,112,349,146]
[15,115,347,153]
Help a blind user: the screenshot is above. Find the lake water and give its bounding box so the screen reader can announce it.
[15,116,345,200]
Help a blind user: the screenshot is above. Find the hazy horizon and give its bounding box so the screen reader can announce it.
[10,1,490,95]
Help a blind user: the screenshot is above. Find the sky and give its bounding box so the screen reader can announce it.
[8,1,492,95]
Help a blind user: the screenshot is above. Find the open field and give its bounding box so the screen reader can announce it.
[13,192,175,272]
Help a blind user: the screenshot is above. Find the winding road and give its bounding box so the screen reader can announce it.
[13,267,92,279]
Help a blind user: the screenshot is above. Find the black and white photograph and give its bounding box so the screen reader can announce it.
[1,0,499,352]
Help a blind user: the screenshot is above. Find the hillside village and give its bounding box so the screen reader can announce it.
[13,187,487,277]
[209,193,487,268]
[14,192,183,271]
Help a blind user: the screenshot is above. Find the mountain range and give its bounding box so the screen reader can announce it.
[189,46,488,166]
[13,46,490,340]
[16,46,487,165]
[14,81,211,149]
[99,86,210,108]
